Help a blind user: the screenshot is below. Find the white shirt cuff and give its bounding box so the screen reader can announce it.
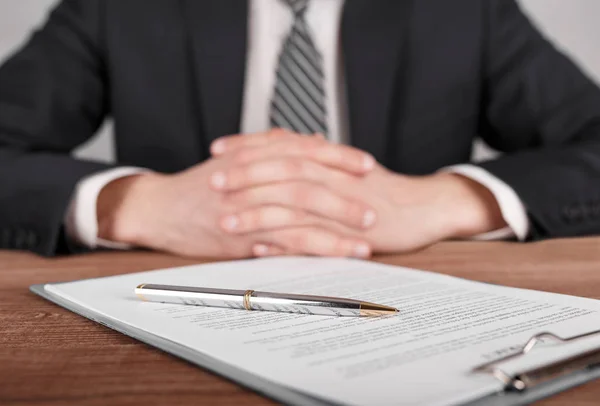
[442,165,530,241]
[65,167,149,250]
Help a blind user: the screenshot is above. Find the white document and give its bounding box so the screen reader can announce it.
[43,257,600,406]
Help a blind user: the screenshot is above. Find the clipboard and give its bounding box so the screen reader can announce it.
[31,284,600,406]
[466,329,600,405]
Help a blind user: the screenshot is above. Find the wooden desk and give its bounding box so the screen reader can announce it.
[1,238,599,405]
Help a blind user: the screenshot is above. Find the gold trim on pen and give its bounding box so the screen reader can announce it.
[243,290,255,311]
[135,284,148,302]
[359,302,399,317]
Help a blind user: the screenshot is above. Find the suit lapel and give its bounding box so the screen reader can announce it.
[342,0,414,163]
[180,0,249,145]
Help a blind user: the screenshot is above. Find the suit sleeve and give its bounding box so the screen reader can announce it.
[476,0,600,240]
[0,0,114,256]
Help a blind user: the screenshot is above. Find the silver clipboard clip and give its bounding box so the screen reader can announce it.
[472,329,600,392]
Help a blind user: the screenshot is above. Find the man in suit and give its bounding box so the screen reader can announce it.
[1,0,599,259]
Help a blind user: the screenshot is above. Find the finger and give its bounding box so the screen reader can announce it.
[221,205,360,234]
[230,138,375,175]
[226,182,377,230]
[210,158,356,192]
[253,227,372,258]
[211,128,307,155]
[221,206,314,233]
[253,244,287,257]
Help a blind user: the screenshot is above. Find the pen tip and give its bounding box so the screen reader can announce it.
[359,302,399,317]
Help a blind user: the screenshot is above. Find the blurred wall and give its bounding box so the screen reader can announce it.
[1,0,600,163]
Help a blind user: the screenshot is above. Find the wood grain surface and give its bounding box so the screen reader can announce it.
[1,238,599,405]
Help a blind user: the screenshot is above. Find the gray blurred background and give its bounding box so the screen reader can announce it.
[2,0,600,164]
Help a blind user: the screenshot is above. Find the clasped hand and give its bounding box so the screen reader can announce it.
[101,129,504,259]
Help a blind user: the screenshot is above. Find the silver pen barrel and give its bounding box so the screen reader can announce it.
[135,284,398,317]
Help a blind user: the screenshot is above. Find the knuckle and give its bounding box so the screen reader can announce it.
[272,207,293,224]
[228,190,249,207]
[343,146,362,163]
[247,162,270,184]
[238,133,254,145]
[339,146,364,168]
[270,128,288,136]
[345,201,366,223]
[232,149,253,165]
[246,208,263,229]
[282,158,307,177]
[331,237,348,256]
[324,145,344,160]
[291,209,309,224]
[225,167,243,187]
[298,159,312,176]
[339,147,363,167]
[300,139,324,158]
[332,170,355,184]
[290,230,311,250]
[257,207,277,227]
[269,128,292,140]
[301,136,322,150]
[291,183,315,206]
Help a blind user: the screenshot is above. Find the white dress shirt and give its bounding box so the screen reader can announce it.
[65,0,529,248]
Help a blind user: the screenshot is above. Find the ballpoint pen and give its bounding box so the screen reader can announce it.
[135,284,399,317]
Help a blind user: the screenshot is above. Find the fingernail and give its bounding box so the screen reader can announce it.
[254,244,269,257]
[210,172,227,189]
[211,140,226,155]
[352,243,371,259]
[222,215,239,231]
[363,154,375,171]
[362,210,376,228]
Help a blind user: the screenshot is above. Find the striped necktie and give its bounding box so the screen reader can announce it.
[270,0,328,136]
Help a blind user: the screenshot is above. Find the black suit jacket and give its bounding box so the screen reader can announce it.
[2,0,600,256]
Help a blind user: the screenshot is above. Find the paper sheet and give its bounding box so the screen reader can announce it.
[45,257,600,406]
